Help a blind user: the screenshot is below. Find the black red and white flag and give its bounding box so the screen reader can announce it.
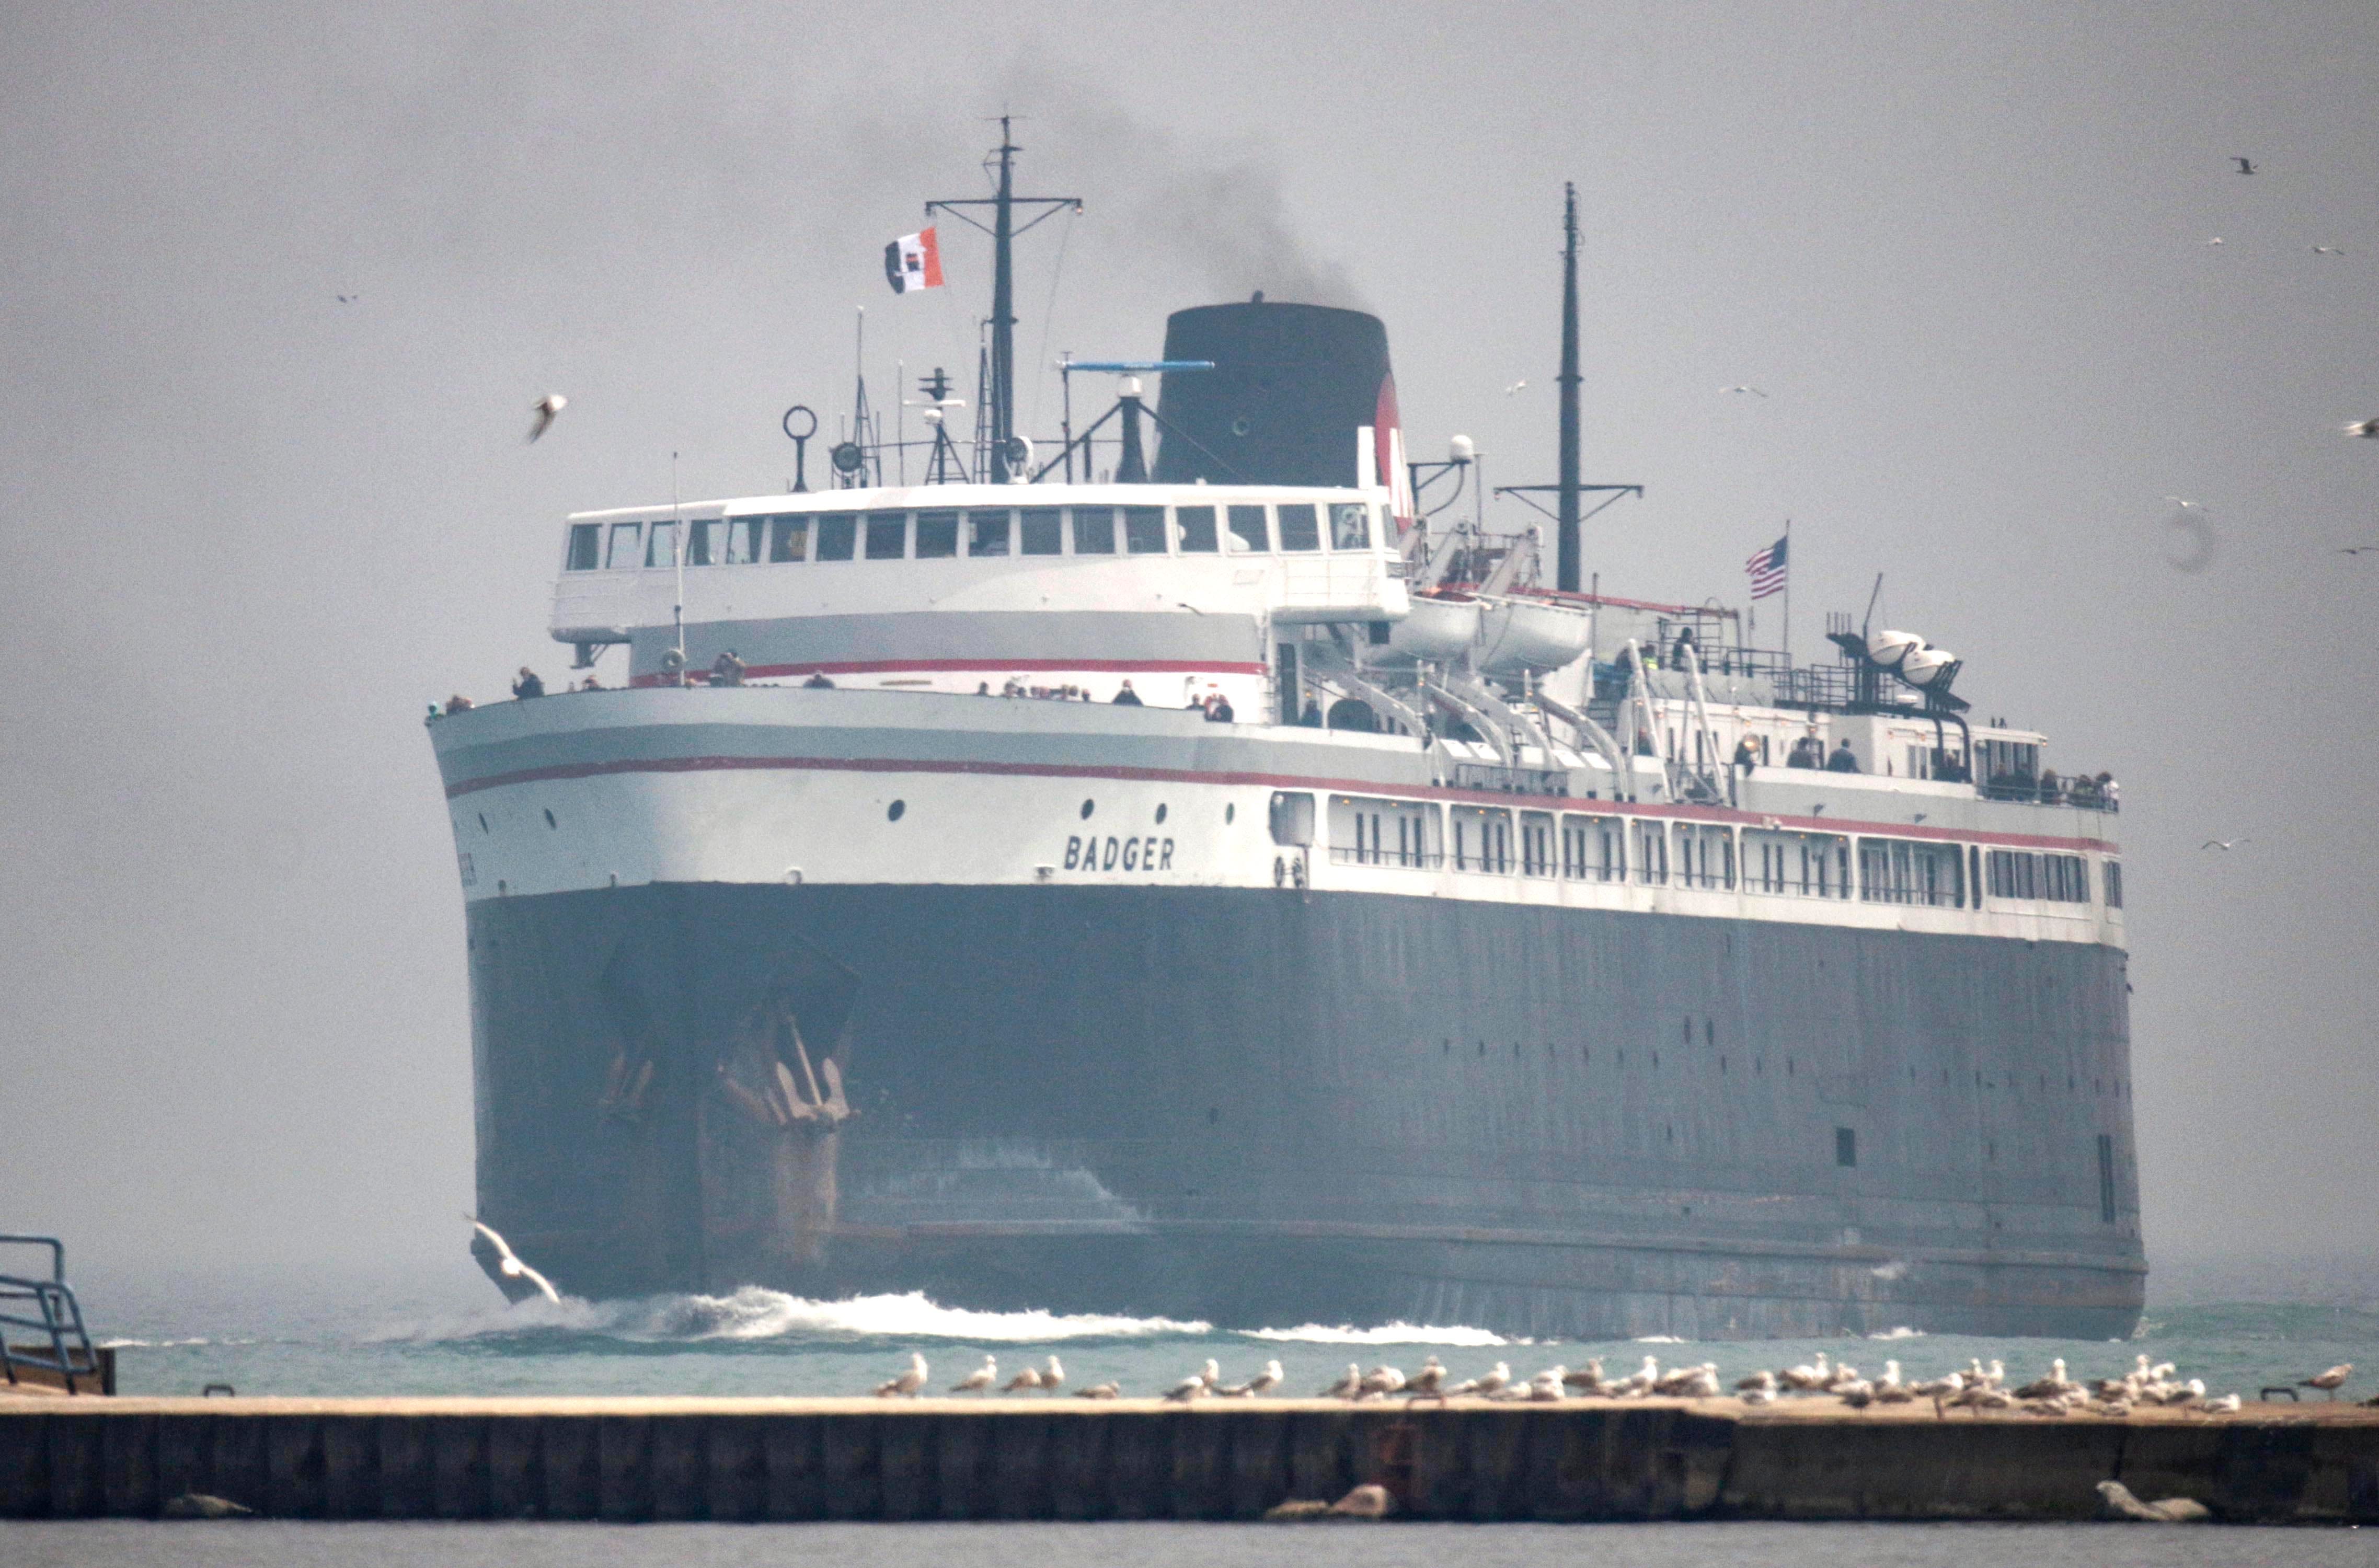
[883,227,944,294]
[1745,533,1788,598]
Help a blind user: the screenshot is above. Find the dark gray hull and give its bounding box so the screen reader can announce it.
[467,882,2144,1339]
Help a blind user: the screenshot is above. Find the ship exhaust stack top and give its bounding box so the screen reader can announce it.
[1152,300,1401,491]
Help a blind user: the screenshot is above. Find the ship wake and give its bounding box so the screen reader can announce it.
[376,1286,1211,1346]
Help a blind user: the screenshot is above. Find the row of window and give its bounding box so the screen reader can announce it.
[564,501,1385,572]
[1321,794,2121,909]
[1986,849,2100,905]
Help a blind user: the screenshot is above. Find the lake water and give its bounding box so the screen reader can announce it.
[67,1255,2379,1410]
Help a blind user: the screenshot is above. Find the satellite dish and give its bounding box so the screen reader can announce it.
[830,442,867,476]
[1449,434,1476,463]
[1001,434,1033,472]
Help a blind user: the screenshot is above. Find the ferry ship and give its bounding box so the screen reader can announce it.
[432,141,2143,1339]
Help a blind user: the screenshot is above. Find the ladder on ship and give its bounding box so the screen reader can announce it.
[0,1235,102,1394]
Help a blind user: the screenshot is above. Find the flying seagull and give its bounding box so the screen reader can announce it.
[1504,379,1527,396]
[1721,384,1768,397]
[2203,237,2225,247]
[2312,246,2346,257]
[335,294,360,304]
[2337,544,2379,555]
[2163,496,2202,509]
[528,394,567,443]
[2233,156,2256,175]
[2200,838,2249,851]
[466,1218,560,1303]
[2344,419,2379,439]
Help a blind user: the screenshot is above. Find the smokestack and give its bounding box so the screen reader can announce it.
[1152,299,1399,487]
[1557,183,1581,594]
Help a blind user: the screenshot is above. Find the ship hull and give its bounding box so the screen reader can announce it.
[466,878,2143,1339]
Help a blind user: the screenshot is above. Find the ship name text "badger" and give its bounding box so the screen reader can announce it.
[1064,835,1176,873]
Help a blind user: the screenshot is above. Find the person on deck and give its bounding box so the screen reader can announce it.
[1787,733,1824,769]
[1205,693,1235,723]
[512,667,544,699]
[1112,680,1143,706]
[710,651,746,687]
[1732,735,1760,774]
[802,672,835,689]
[1825,740,1861,774]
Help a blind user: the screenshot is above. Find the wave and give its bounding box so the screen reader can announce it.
[1241,1321,1519,1347]
[372,1287,1209,1346]
[1867,1326,1925,1340]
[97,1337,225,1349]
[1633,1334,1687,1344]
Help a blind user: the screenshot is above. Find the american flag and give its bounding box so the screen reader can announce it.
[1745,533,1788,599]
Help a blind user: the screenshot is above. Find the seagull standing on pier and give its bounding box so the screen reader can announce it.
[1002,1364,1044,1393]
[1320,1363,1364,1400]
[1222,1359,1283,1397]
[876,1353,928,1398]
[467,1218,561,1304]
[951,1356,996,1394]
[2301,1363,2353,1399]
[1039,1355,1065,1395]
[1449,1362,1510,1399]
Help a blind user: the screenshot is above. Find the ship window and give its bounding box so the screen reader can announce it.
[1176,505,1219,552]
[768,515,809,562]
[1520,811,1555,877]
[566,523,601,571]
[915,510,959,558]
[1451,805,1512,872]
[968,510,1012,557]
[2097,1134,2117,1222]
[643,521,678,569]
[1124,506,1168,554]
[1836,1127,1857,1168]
[1277,502,1321,552]
[1226,505,1270,552]
[605,522,641,569]
[1329,502,1371,550]
[865,512,907,560]
[721,519,762,564]
[1072,506,1116,555]
[1019,507,1062,555]
[815,515,856,560]
[684,520,715,566]
[2103,860,2123,908]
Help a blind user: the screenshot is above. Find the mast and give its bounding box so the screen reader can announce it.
[926,119,1080,485]
[990,121,1017,481]
[1557,182,1581,593]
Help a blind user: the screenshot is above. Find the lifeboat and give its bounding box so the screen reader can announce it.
[1477,595,1593,675]
[1387,591,1482,661]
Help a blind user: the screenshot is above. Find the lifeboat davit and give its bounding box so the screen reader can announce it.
[1478,595,1593,675]
[1387,591,1482,661]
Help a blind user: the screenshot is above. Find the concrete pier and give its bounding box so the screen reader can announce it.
[3,1395,2374,1524]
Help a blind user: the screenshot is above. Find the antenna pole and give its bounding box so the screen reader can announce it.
[671,451,685,679]
[1557,182,1582,594]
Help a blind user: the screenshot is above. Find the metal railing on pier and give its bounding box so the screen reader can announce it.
[0,1236,100,1396]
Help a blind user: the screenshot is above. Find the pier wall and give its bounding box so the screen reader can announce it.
[4,1398,2374,1524]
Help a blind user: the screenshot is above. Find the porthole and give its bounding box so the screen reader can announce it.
[1225,803,1235,824]
[1155,803,1168,825]
[888,800,906,822]
[1231,416,1251,437]
[1081,799,1095,820]
[543,809,557,829]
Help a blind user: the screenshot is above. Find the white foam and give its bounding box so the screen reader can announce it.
[96,1338,220,1349]
[1243,1321,1517,1347]
[375,1287,1208,1345]
[1633,1334,1687,1344]
[1868,1326,1924,1340]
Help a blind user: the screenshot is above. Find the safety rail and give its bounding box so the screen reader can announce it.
[1326,847,1445,870]
[1980,778,2120,813]
[0,1235,100,1396]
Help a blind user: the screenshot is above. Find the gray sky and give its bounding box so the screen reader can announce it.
[5,0,2375,1293]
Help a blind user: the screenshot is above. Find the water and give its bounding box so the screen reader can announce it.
[73,1260,2379,1406]
[6,1520,2376,1566]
